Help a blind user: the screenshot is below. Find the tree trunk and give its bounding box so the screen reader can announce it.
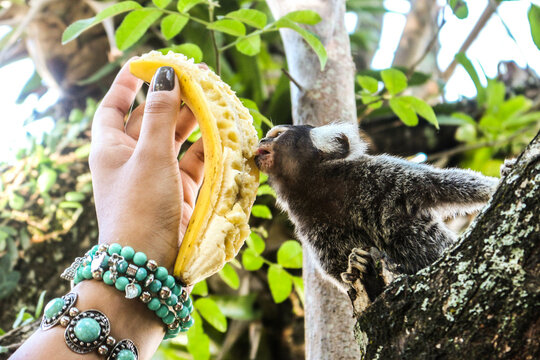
[354,130,540,359]
[265,1,360,359]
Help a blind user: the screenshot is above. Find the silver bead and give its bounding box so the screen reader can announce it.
[125,283,139,299]
[69,307,80,317]
[98,345,109,355]
[126,264,138,277]
[92,267,104,280]
[60,315,71,327]
[180,289,189,302]
[159,287,171,300]
[168,320,180,330]
[146,259,158,272]
[144,274,154,288]
[173,303,183,312]
[98,244,109,253]
[106,336,116,346]
[140,291,152,303]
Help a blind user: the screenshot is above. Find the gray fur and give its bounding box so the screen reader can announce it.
[255,123,499,292]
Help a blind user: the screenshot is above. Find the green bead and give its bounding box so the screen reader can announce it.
[147,298,161,311]
[135,268,147,281]
[182,316,194,329]
[171,285,181,296]
[133,283,142,297]
[76,266,84,279]
[155,304,168,318]
[117,260,128,274]
[186,301,193,314]
[108,243,122,255]
[100,255,110,269]
[163,312,175,325]
[166,294,178,306]
[183,296,192,308]
[180,327,189,333]
[74,318,101,342]
[103,271,114,285]
[90,245,99,255]
[178,305,189,318]
[73,275,83,285]
[149,279,162,293]
[164,275,175,288]
[115,276,129,291]
[44,298,65,320]
[133,252,147,266]
[164,327,180,339]
[82,265,93,279]
[155,267,168,281]
[117,349,136,360]
[120,246,135,261]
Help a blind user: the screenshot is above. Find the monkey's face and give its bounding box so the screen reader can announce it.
[255,125,317,180]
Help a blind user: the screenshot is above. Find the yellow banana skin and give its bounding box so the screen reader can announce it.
[129,51,259,285]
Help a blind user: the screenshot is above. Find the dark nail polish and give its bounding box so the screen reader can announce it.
[152,66,175,92]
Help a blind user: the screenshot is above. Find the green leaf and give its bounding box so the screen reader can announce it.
[116,9,162,50]
[153,0,171,8]
[59,201,83,209]
[251,204,272,219]
[503,111,540,129]
[256,184,276,197]
[12,307,26,329]
[240,98,259,110]
[62,1,142,44]
[529,5,540,50]
[485,79,505,112]
[219,263,240,289]
[174,43,203,62]
[282,10,322,25]
[449,0,468,19]
[75,144,91,159]
[236,34,261,56]
[187,312,210,359]
[404,96,439,129]
[65,191,85,202]
[357,75,379,93]
[277,240,303,269]
[195,298,227,332]
[455,53,485,106]
[9,193,24,211]
[191,280,208,296]
[267,265,293,303]
[275,18,327,70]
[177,0,204,13]
[211,294,259,321]
[34,291,46,318]
[292,276,305,306]
[37,168,57,193]
[160,14,188,40]
[389,97,418,126]
[246,232,265,255]
[242,248,264,270]
[207,19,246,36]
[259,172,268,184]
[381,68,407,95]
[455,123,477,142]
[226,9,267,29]
[187,125,202,142]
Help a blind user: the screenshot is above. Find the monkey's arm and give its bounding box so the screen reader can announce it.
[414,165,499,217]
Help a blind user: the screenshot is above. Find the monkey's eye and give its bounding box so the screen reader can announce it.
[267,128,287,139]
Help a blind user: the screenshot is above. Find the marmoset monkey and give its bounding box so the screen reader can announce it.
[255,123,499,294]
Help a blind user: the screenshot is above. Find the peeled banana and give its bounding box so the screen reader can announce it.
[129,51,259,285]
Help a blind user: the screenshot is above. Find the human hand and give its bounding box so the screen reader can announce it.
[89,60,205,271]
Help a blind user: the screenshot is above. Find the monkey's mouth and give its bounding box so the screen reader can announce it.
[254,144,274,172]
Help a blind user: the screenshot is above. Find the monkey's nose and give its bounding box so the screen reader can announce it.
[259,137,271,144]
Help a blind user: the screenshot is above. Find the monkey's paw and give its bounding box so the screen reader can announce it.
[340,248,371,285]
[500,158,517,177]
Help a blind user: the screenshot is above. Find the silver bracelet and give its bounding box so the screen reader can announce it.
[41,292,139,360]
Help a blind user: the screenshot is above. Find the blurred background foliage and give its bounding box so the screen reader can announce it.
[0,0,539,359]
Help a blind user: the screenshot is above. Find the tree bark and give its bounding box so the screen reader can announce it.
[354,130,540,359]
[265,1,360,359]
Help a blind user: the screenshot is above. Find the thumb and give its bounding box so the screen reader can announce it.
[135,66,180,161]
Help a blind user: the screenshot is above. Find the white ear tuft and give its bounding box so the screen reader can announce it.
[310,122,366,157]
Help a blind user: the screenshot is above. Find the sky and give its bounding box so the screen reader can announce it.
[0,0,539,162]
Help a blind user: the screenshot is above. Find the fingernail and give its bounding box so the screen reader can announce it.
[152,66,175,92]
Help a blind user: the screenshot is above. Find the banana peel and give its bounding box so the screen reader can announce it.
[129,51,259,285]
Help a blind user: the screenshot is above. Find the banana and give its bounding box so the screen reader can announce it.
[129,51,259,285]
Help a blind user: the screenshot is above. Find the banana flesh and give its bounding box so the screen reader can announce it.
[130,51,259,285]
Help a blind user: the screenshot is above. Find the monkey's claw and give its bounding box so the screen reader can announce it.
[340,248,372,285]
[500,158,517,177]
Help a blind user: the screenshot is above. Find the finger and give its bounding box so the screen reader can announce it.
[124,103,145,140]
[175,105,197,145]
[135,66,181,160]
[93,58,142,139]
[179,139,204,207]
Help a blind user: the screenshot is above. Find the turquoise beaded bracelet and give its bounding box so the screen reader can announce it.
[41,292,139,359]
[62,244,194,339]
